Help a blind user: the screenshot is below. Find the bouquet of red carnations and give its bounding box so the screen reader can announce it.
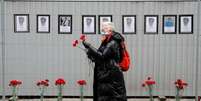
[36,79,49,101]
[142,77,156,101]
[77,80,87,101]
[174,79,188,101]
[9,80,22,101]
[55,78,66,101]
[72,34,86,51]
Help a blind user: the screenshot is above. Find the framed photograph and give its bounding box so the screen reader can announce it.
[163,15,177,34]
[122,15,136,34]
[144,15,158,34]
[98,15,112,34]
[37,15,50,33]
[14,14,30,33]
[179,15,193,34]
[82,15,96,34]
[58,15,72,34]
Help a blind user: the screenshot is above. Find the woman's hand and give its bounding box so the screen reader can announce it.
[82,41,91,48]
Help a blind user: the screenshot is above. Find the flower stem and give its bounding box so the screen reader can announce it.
[40,86,45,101]
[57,85,63,101]
[176,88,180,101]
[80,85,84,101]
[12,86,17,101]
[148,85,154,101]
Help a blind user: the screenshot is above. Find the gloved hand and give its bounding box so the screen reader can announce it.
[82,41,91,49]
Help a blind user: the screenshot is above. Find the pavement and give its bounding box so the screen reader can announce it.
[2,98,195,101]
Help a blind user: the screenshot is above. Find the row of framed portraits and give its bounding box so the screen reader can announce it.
[14,14,193,34]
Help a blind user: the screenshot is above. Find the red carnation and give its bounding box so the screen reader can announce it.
[147,77,151,80]
[77,80,87,85]
[72,40,79,47]
[36,79,49,87]
[55,78,66,85]
[142,83,146,87]
[175,79,188,90]
[145,80,156,85]
[45,79,49,82]
[9,80,22,87]
[142,77,156,87]
[80,34,86,41]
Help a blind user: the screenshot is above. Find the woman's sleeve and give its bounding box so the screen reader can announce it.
[83,41,117,60]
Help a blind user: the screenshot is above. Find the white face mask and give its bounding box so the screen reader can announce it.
[101,31,110,35]
[100,31,105,35]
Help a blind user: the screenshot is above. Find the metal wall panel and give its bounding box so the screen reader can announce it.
[2,1,200,96]
[198,0,201,97]
[0,1,2,97]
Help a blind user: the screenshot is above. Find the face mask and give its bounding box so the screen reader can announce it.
[100,31,105,35]
[105,32,110,35]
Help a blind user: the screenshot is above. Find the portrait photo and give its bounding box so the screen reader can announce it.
[179,15,193,34]
[144,15,158,34]
[82,15,96,34]
[163,15,177,34]
[58,15,72,34]
[37,15,50,33]
[14,14,29,33]
[122,15,136,34]
[98,15,112,34]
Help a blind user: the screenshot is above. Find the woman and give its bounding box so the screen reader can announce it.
[82,22,127,101]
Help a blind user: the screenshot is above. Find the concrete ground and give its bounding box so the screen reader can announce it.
[3,99,195,101]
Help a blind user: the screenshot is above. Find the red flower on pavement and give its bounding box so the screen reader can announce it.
[72,40,79,47]
[175,79,188,90]
[36,79,49,87]
[80,34,86,41]
[77,80,87,85]
[9,80,22,86]
[142,77,156,87]
[55,78,66,85]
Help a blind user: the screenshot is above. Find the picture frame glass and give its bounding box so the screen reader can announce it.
[180,16,192,33]
[83,16,95,34]
[59,15,72,33]
[123,16,136,34]
[163,16,176,33]
[145,16,157,33]
[15,15,29,32]
[37,15,49,32]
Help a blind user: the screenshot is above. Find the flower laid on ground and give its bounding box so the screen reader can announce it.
[142,77,156,101]
[55,78,66,101]
[174,79,188,101]
[36,79,49,101]
[77,80,87,101]
[9,80,22,101]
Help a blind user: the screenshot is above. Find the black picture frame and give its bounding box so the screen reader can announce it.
[82,15,96,34]
[58,15,72,34]
[37,15,50,33]
[122,15,136,34]
[163,15,177,34]
[14,14,30,33]
[144,15,158,34]
[179,15,193,34]
[98,15,112,34]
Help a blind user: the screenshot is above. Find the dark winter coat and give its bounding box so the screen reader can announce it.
[83,31,127,101]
